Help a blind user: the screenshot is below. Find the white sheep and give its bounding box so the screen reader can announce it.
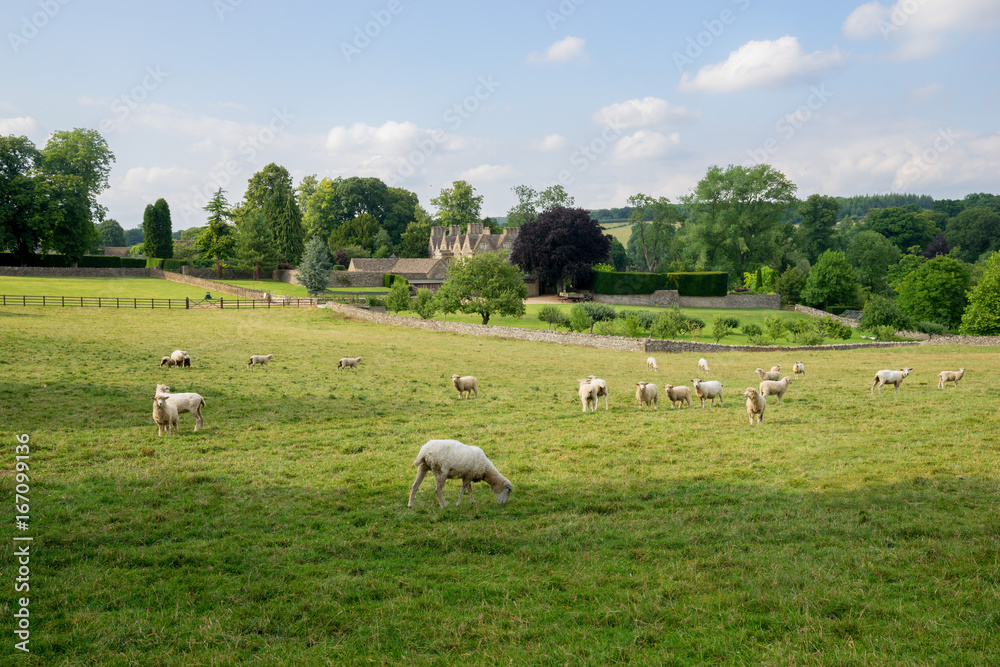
[407,439,512,508]
[635,381,658,409]
[646,357,658,372]
[584,375,609,410]
[871,368,914,394]
[170,350,191,368]
[743,387,765,425]
[451,374,478,399]
[248,354,274,370]
[663,384,691,409]
[160,356,176,368]
[759,376,793,402]
[151,393,178,436]
[793,361,805,379]
[698,358,710,375]
[755,368,781,382]
[937,368,965,388]
[577,379,600,413]
[337,356,363,371]
[770,365,782,373]
[692,378,723,408]
[154,384,206,431]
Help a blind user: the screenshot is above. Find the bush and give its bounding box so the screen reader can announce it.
[873,325,898,341]
[385,281,411,313]
[383,273,409,288]
[578,302,618,322]
[622,316,643,338]
[788,318,813,342]
[568,305,594,333]
[775,266,808,305]
[411,288,437,319]
[651,308,686,339]
[915,320,946,336]
[145,258,164,269]
[798,330,824,345]
[741,323,763,343]
[79,255,123,268]
[121,257,146,268]
[332,265,346,271]
[763,315,788,343]
[366,296,385,308]
[666,271,728,297]
[538,305,568,330]
[815,316,853,340]
[593,319,619,336]
[716,315,740,329]
[859,294,912,333]
[711,316,734,343]
[162,259,186,272]
[616,309,657,331]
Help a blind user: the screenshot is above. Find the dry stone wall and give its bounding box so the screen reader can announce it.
[0,266,150,278]
[151,269,269,300]
[593,291,780,309]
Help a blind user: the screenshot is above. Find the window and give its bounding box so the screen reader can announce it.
[502,242,511,248]
[480,243,488,250]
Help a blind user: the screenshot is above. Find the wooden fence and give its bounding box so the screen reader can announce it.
[0,295,318,309]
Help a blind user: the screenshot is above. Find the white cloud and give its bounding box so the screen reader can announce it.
[593,97,700,130]
[119,166,195,190]
[678,37,845,93]
[459,163,514,182]
[527,36,588,64]
[908,83,944,103]
[0,117,38,135]
[613,130,680,162]
[534,134,567,152]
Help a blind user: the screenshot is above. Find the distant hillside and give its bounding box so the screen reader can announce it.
[836,194,933,220]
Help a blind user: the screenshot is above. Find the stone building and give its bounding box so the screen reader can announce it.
[428,223,519,259]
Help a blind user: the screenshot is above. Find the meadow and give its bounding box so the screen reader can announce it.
[0,298,997,665]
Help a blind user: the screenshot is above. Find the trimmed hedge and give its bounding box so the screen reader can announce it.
[383,273,410,288]
[79,255,124,268]
[162,259,187,272]
[665,272,728,297]
[333,265,346,271]
[121,258,147,268]
[592,270,729,296]
[145,258,165,269]
[0,253,131,268]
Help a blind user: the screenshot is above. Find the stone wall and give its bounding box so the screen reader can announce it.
[0,266,151,278]
[181,266,259,280]
[593,290,679,307]
[793,304,859,327]
[151,269,267,299]
[644,338,920,354]
[922,334,1000,346]
[272,269,384,288]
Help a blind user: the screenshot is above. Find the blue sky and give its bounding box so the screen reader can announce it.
[3,0,998,230]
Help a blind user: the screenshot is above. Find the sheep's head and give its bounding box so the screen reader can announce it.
[664,384,674,391]
[493,479,513,505]
[156,384,170,394]
[902,367,913,376]
[152,394,170,408]
[743,387,758,399]
[691,378,702,386]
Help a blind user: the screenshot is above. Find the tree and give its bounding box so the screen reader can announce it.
[142,198,173,259]
[863,207,936,253]
[196,188,235,260]
[505,185,539,228]
[607,236,628,271]
[372,229,393,258]
[538,184,575,211]
[432,280,462,321]
[329,213,381,254]
[923,232,950,259]
[385,281,412,313]
[97,218,126,247]
[625,193,682,272]
[440,251,526,325]
[0,135,45,264]
[799,250,858,309]
[858,294,912,333]
[960,251,1000,335]
[431,180,483,230]
[397,205,434,258]
[234,209,280,278]
[124,227,143,245]
[945,208,1000,262]
[510,207,610,292]
[796,194,839,263]
[296,236,333,293]
[242,163,304,264]
[775,265,808,305]
[411,288,437,319]
[37,128,115,228]
[33,174,95,263]
[847,230,900,295]
[896,255,970,328]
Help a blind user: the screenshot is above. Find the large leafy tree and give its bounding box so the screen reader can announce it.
[234,209,280,278]
[799,250,858,309]
[431,180,482,231]
[441,251,527,325]
[625,193,682,272]
[329,214,381,254]
[510,207,610,291]
[97,218,126,247]
[945,207,1000,262]
[195,188,235,260]
[505,184,576,228]
[846,230,900,295]
[242,163,304,264]
[37,128,115,228]
[142,198,174,258]
[896,255,970,328]
[863,206,937,253]
[0,135,46,264]
[796,194,839,263]
[397,205,434,258]
[961,250,1000,335]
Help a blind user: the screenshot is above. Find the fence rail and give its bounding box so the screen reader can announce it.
[0,295,318,309]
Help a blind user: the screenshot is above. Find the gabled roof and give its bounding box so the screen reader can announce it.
[348,258,398,273]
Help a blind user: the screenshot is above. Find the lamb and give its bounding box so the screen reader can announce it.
[577,379,600,413]
[451,374,478,399]
[154,384,206,431]
[151,393,178,436]
[160,356,176,368]
[635,381,658,409]
[337,356,363,371]
[584,375,609,410]
[755,368,781,382]
[646,357,658,372]
[759,376,793,402]
[743,387,766,425]
[698,358,710,374]
[938,368,965,388]
[871,368,914,394]
[691,378,724,408]
[248,354,274,370]
[170,350,191,368]
[408,439,512,508]
[663,384,691,409]
[793,361,805,379]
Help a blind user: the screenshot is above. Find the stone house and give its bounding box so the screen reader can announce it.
[428,223,519,259]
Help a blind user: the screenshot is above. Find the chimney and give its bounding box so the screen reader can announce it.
[448,225,461,236]
[467,222,484,235]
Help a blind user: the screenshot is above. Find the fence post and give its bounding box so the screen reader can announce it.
[186,297,189,310]
[220,298,223,309]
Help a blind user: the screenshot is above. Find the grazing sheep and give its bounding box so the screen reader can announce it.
[160,356,176,368]
[755,368,781,382]
[938,368,965,388]
[743,387,766,425]
[408,439,512,508]
[770,365,782,373]
[151,394,179,436]
[793,361,805,379]
[635,381,658,409]
[451,374,478,399]
[871,368,914,395]
[577,379,600,413]
[698,358,710,374]
[646,357,658,372]
[663,384,691,409]
[154,384,206,431]
[584,376,609,410]
[181,354,191,368]
[247,354,274,370]
[692,378,724,408]
[337,356,363,371]
[170,350,190,368]
[759,376,793,403]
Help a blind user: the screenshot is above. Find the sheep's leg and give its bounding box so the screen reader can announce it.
[408,464,429,508]
[193,408,203,432]
[434,473,448,508]
[603,393,608,410]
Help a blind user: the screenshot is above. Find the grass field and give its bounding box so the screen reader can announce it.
[1,304,997,665]
[0,276,211,300]
[600,222,632,246]
[215,279,389,297]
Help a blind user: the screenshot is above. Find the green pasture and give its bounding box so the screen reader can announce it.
[216,279,389,297]
[600,221,632,245]
[0,276,209,300]
[0,305,997,665]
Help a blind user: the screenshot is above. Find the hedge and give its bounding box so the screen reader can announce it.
[121,258,147,268]
[145,258,165,269]
[0,253,127,268]
[79,255,124,268]
[332,265,346,271]
[591,270,729,296]
[665,272,728,297]
[162,259,187,272]
[383,273,410,288]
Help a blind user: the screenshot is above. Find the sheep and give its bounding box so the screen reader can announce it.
[759,376,793,403]
[938,368,965,388]
[408,439,512,508]
[663,383,691,409]
[743,387,766,425]
[698,358,710,375]
[337,356,363,371]
[181,354,191,368]
[577,379,600,413]
[151,393,178,436]
[160,356,176,368]
[770,365,782,373]
[154,384,206,431]
[451,374,478,399]
[248,354,274,370]
[635,381,658,409]
[691,378,724,408]
[793,361,805,379]
[170,350,190,368]
[584,375,609,410]
[646,356,658,372]
[755,368,781,382]
[871,368,914,394]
